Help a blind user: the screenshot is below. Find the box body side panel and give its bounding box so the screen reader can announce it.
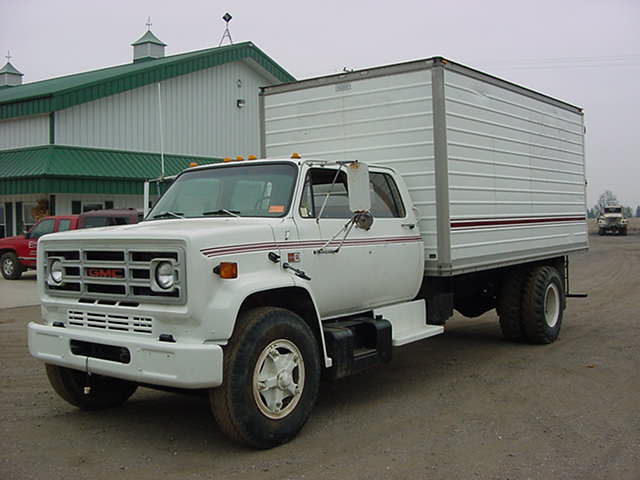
[263,69,438,261]
[443,69,587,274]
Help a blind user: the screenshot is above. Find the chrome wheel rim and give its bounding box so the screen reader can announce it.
[2,258,14,276]
[544,283,560,328]
[252,339,304,419]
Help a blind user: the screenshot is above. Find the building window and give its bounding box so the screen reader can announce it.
[82,203,104,213]
[22,202,37,231]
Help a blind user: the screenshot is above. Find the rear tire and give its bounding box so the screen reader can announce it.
[46,364,137,410]
[210,307,320,449]
[521,266,565,344]
[621,227,628,236]
[497,269,528,342]
[598,228,604,236]
[1,252,23,280]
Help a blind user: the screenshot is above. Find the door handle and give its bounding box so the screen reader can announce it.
[401,223,416,229]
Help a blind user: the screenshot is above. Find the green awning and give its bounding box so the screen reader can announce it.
[0,145,221,195]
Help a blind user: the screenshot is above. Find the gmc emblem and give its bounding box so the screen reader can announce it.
[86,268,125,279]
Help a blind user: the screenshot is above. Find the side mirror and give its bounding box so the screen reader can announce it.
[346,161,371,213]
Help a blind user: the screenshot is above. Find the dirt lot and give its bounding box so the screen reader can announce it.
[1,233,639,480]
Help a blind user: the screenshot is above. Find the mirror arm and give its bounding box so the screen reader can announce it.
[316,165,344,224]
[314,217,355,255]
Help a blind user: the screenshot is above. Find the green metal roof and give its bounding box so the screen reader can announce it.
[131,30,167,46]
[0,62,23,76]
[0,42,295,120]
[0,145,221,195]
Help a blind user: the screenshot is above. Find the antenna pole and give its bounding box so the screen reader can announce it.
[218,13,233,46]
[157,82,165,178]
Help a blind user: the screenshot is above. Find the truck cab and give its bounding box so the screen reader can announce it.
[597,205,628,235]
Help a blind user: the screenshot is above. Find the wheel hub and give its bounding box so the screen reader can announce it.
[252,339,305,419]
[544,283,560,328]
[3,258,14,275]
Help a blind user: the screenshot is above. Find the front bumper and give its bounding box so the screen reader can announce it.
[28,322,223,389]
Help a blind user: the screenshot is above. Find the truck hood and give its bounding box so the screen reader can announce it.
[0,234,25,246]
[40,218,277,252]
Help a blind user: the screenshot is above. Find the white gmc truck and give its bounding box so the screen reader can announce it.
[28,57,588,449]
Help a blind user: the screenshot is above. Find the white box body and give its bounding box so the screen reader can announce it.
[261,58,588,276]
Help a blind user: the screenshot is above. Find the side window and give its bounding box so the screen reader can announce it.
[370,173,406,218]
[29,219,55,239]
[299,169,351,219]
[57,219,72,232]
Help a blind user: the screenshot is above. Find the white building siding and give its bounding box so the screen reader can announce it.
[56,61,268,157]
[0,115,49,149]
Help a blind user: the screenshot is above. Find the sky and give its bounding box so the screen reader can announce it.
[1,0,639,208]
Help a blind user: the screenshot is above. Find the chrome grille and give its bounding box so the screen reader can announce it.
[68,309,153,335]
[44,246,186,305]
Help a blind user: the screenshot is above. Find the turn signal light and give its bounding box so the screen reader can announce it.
[189,162,198,167]
[214,262,238,279]
[290,152,301,159]
[236,156,244,161]
[223,157,232,163]
[248,154,257,160]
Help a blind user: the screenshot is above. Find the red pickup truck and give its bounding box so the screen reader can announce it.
[0,209,142,280]
[0,215,78,280]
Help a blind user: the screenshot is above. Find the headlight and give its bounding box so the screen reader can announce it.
[155,261,175,290]
[49,259,63,285]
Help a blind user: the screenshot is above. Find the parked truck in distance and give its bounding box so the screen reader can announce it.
[597,205,627,235]
[28,57,587,449]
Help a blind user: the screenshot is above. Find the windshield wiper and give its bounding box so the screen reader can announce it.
[202,209,241,217]
[151,211,184,219]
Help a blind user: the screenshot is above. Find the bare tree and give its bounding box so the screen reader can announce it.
[596,190,618,215]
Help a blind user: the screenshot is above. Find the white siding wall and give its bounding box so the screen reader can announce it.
[56,61,268,157]
[0,115,49,149]
[443,70,587,269]
[264,70,437,259]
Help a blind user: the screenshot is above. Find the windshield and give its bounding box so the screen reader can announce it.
[147,163,298,219]
[604,207,622,214]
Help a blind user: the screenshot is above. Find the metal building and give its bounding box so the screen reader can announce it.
[0,31,294,237]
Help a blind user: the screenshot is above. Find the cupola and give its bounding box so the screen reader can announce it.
[131,19,166,63]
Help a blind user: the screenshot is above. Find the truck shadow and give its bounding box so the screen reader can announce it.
[48,316,532,453]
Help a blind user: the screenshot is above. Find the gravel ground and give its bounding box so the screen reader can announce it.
[1,233,639,480]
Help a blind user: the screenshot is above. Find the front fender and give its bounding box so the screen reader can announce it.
[204,268,296,342]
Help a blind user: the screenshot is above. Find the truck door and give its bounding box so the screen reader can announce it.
[24,218,56,261]
[292,167,422,318]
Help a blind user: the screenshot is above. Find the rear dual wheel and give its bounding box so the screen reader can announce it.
[498,265,564,344]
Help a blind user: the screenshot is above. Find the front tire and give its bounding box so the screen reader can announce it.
[46,364,137,410]
[210,307,320,449]
[521,266,565,344]
[1,252,23,280]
